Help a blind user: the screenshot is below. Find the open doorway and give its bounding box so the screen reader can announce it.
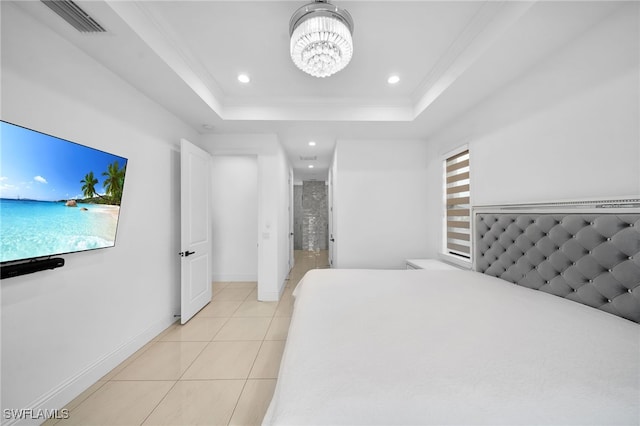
[293,180,330,269]
[210,155,259,287]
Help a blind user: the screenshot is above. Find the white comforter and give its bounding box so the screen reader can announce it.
[263,268,640,425]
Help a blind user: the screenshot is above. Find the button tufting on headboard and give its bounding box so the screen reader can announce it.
[474,212,640,323]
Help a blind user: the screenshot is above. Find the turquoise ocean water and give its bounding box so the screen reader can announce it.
[0,199,119,262]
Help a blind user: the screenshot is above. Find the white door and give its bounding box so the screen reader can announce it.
[288,169,295,271]
[328,169,335,268]
[180,138,212,324]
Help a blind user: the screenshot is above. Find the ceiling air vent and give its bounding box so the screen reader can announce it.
[299,155,317,161]
[41,0,106,33]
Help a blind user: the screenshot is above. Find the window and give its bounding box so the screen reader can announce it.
[444,148,470,259]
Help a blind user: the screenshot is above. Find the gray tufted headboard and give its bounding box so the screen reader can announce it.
[473,200,640,323]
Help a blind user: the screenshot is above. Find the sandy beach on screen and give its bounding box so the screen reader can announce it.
[90,205,120,221]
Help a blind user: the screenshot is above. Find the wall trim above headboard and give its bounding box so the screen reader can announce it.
[475,197,640,211]
[472,198,640,323]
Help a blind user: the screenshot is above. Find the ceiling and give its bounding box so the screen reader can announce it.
[12,0,629,180]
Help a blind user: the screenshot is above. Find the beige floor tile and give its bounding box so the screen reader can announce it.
[195,299,242,317]
[226,281,257,289]
[112,341,207,381]
[213,287,253,301]
[142,380,245,426]
[233,299,278,317]
[274,297,294,318]
[281,286,295,298]
[247,289,258,300]
[296,264,314,272]
[228,379,277,426]
[57,381,174,426]
[159,316,228,342]
[249,340,286,379]
[212,281,229,291]
[265,316,291,341]
[62,380,108,412]
[152,321,180,342]
[213,317,272,341]
[182,341,261,379]
[51,249,328,425]
[100,338,158,381]
[212,282,228,298]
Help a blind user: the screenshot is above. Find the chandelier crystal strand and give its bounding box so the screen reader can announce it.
[290,12,353,78]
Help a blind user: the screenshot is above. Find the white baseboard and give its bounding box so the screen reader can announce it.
[257,290,280,301]
[2,316,176,426]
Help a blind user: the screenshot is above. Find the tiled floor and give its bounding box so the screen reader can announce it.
[46,250,329,426]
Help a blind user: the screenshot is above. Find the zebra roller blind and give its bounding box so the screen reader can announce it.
[445,149,471,258]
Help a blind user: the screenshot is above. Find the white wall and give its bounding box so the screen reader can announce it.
[333,139,430,269]
[424,3,640,257]
[471,69,639,205]
[210,156,258,281]
[200,135,291,301]
[1,3,198,422]
[274,149,293,294]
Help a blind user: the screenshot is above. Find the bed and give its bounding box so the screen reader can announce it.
[263,201,640,426]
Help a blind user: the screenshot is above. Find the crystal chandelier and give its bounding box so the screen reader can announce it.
[289,0,354,78]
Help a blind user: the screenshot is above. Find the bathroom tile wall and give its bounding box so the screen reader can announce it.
[294,181,328,251]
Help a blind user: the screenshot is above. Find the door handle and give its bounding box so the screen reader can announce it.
[179,250,196,257]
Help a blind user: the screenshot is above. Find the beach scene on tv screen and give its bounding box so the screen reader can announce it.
[0,122,128,263]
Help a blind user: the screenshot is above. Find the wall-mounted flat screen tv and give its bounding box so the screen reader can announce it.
[1,121,128,263]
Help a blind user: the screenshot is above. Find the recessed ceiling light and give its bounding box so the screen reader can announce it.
[308,141,316,146]
[387,75,400,85]
[308,165,314,169]
[238,73,250,83]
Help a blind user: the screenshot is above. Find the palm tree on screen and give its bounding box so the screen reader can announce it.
[80,171,100,200]
[102,161,125,205]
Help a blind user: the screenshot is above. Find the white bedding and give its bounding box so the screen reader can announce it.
[264,267,640,425]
